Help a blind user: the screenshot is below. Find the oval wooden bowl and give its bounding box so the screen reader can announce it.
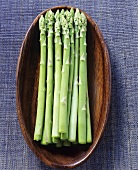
[16,6,111,169]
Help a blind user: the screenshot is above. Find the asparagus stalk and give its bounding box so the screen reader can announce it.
[60,133,67,140]
[59,14,70,134]
[78,12,87,144]
[59,11,66,139]
[69,9,80,142]
[40,12,48,145]
[41,10,54,144]
[85,36,92,143]
[60,9,75,141]
[34,15,47,141]
[52,137,60,143]
[52,10,62,139]
[86,91,92,143]
[67,8,75,127]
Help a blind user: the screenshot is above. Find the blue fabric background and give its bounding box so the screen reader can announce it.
[0,0,138,169]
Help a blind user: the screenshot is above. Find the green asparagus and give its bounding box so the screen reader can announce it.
[34,15,47,141]
[86,91,92,143]
[60,9,75,141]
[59,15,70,135]
[34,9,92,146]
[78,12,87,144]
[52,10,62,139]
[41,10,54,144]
[67,8,75,128]
[69,9,80,142]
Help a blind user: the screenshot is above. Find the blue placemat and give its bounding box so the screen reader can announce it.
[0,0,138,169]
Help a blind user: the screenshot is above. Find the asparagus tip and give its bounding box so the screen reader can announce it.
[74,8,80,26]
[39,15,45,31]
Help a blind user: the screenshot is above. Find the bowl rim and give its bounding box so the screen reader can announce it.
[16,5,111,169]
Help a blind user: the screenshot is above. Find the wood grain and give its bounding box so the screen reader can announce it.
[16,6,111,169]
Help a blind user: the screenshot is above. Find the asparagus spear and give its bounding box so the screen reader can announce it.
[40,12,48,145]
[59,10,66,140]
[60,9,75,141]
[69,9,80,142]
[52,10,62,139]
[41,10,54,144]
[67,8,75,128]
[52,137,60,143]
[34,15,47,141]
[59,14,70,135]
[78,12,87,144]
[85,37,92,143]
[86,91,92,143]
[60,133,67,140]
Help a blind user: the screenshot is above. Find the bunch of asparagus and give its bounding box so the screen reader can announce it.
[34,8,92,146]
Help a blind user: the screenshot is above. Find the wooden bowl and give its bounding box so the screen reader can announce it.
[16,6,111,169]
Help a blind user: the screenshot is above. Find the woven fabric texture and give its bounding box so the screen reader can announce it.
[0,0,138,169]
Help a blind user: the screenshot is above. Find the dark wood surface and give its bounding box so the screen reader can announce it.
[16,6,111,169]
